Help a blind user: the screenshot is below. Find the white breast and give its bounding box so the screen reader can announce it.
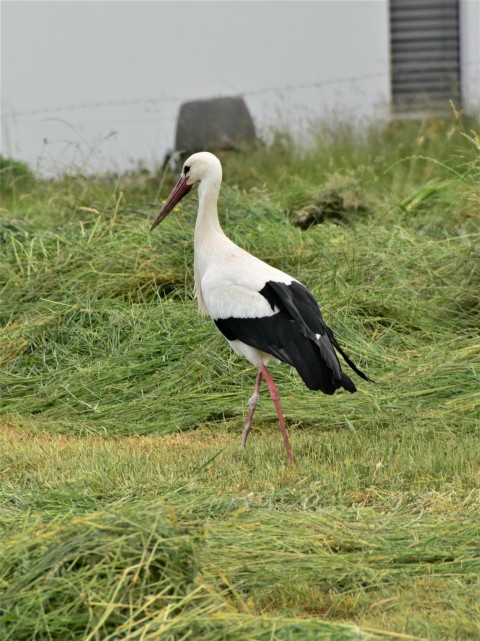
[199,241,294,320]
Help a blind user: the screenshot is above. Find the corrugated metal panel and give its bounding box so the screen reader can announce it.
[390,0,461,113]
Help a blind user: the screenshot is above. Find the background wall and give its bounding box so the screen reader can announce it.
[1,1,390,175]
[460,0,480,112]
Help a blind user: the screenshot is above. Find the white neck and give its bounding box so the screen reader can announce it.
[195,178,223,237]
[193,177,228,314]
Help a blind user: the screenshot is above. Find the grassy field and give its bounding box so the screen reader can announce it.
[1,117,479,640]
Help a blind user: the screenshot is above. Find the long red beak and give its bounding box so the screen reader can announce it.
[150,176,192,231]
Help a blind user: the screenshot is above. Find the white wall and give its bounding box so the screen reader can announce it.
[1,1,390,176]
[460,0,480,115]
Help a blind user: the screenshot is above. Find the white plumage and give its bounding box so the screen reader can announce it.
[150,152,371,463]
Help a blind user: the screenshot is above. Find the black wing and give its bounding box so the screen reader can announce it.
[214,280,372,394]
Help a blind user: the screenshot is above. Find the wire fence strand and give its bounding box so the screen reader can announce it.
[2,72,389,120]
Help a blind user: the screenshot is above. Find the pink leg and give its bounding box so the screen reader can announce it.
[241,368,262,448]
[259,363,295,464]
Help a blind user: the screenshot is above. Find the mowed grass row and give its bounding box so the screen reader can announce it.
[0,118,479,639]
[1,192,477,433]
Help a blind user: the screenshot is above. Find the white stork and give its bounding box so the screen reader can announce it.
[151,152,372,463]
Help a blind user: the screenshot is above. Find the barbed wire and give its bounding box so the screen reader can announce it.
[4,61,478,122]
[2,72,389,120]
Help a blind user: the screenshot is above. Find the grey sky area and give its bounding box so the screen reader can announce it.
[2,1,390,175]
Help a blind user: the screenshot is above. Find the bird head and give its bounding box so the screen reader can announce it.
[150,152,222,231]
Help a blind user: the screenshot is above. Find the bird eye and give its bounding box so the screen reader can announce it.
[184,165,190,175]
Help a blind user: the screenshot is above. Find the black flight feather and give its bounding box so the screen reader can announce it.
[214,280,372,394]
[325,326,374,384]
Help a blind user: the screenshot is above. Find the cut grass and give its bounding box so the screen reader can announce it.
[0,117,479,639]
[1,424,479,639]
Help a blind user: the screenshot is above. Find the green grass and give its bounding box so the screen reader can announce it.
[0,117,479,640]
